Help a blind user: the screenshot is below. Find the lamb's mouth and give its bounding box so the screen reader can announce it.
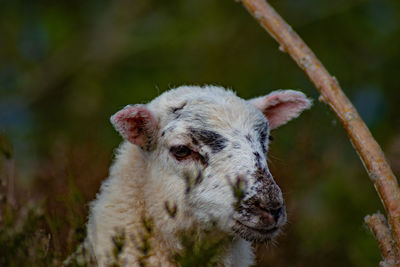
[233,220,280,242]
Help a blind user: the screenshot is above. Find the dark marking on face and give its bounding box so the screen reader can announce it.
[190,134,199,146]
[253,152,261,166]
[254,121,269,154]
[242,168,281,211]
[259,131,267,154]
[232,142,241,149]
[161,125,175,137]
[184,113,208,128]
[227,154,233,159]
[201,152,209,166]
[170,102,187,120]
[254,121,269,133]
[245,134,253,143]
[189,127,227,153]
[166,125,176,133]
[170,102,187,114]
[254,167,272,182]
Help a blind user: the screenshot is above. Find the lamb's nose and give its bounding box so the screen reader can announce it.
[269,207,283,222]
[254,201,285,224]
[253,201,286,225]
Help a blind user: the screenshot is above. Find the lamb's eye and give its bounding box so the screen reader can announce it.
[170,145,192,159]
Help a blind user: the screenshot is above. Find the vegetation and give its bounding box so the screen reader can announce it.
[1,0,400,266]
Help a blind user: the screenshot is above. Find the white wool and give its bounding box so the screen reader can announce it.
[82,85,311,266]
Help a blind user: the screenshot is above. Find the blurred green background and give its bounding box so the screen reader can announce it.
[1,0,400,266]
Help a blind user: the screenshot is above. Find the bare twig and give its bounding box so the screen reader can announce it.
[238,0,400,254]
[365,213,398,266]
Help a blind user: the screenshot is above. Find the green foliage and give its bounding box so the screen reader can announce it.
[1,0,399,265]
[63,243,95,267]
[164,201,178,218]
[227,175,247,210]
[0,146,92,266]
[172,171,234,267]
[109,229,127,267]
[173,226,230,267]
[183,170,203,196]
[0,203,50,267]
[134,217,154,267]
[0,199,89,267]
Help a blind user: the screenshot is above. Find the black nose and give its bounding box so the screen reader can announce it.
[269,207,282,222]
[254,201,284,223]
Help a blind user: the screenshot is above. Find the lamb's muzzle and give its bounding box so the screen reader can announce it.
[233,168,286,242]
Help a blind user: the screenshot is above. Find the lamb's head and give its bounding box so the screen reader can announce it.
[110,86,311,242]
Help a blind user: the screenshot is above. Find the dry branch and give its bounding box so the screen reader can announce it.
[365,213,398,266]
[237,0,400,257]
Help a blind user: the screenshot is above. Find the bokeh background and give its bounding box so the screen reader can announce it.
[1,0,400,266]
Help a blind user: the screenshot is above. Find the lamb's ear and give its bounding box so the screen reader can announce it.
[250,90,312,130]
[110,105,159,149]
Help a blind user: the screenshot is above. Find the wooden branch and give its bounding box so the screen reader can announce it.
[238,0,400,251]
[365,213,398,266]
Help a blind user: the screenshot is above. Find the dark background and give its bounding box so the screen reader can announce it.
[1,0,400,265]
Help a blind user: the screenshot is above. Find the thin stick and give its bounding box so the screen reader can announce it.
[365,213,398,266]
[238,0,400,249]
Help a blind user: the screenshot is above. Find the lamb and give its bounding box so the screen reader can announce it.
[83,85,311,266]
